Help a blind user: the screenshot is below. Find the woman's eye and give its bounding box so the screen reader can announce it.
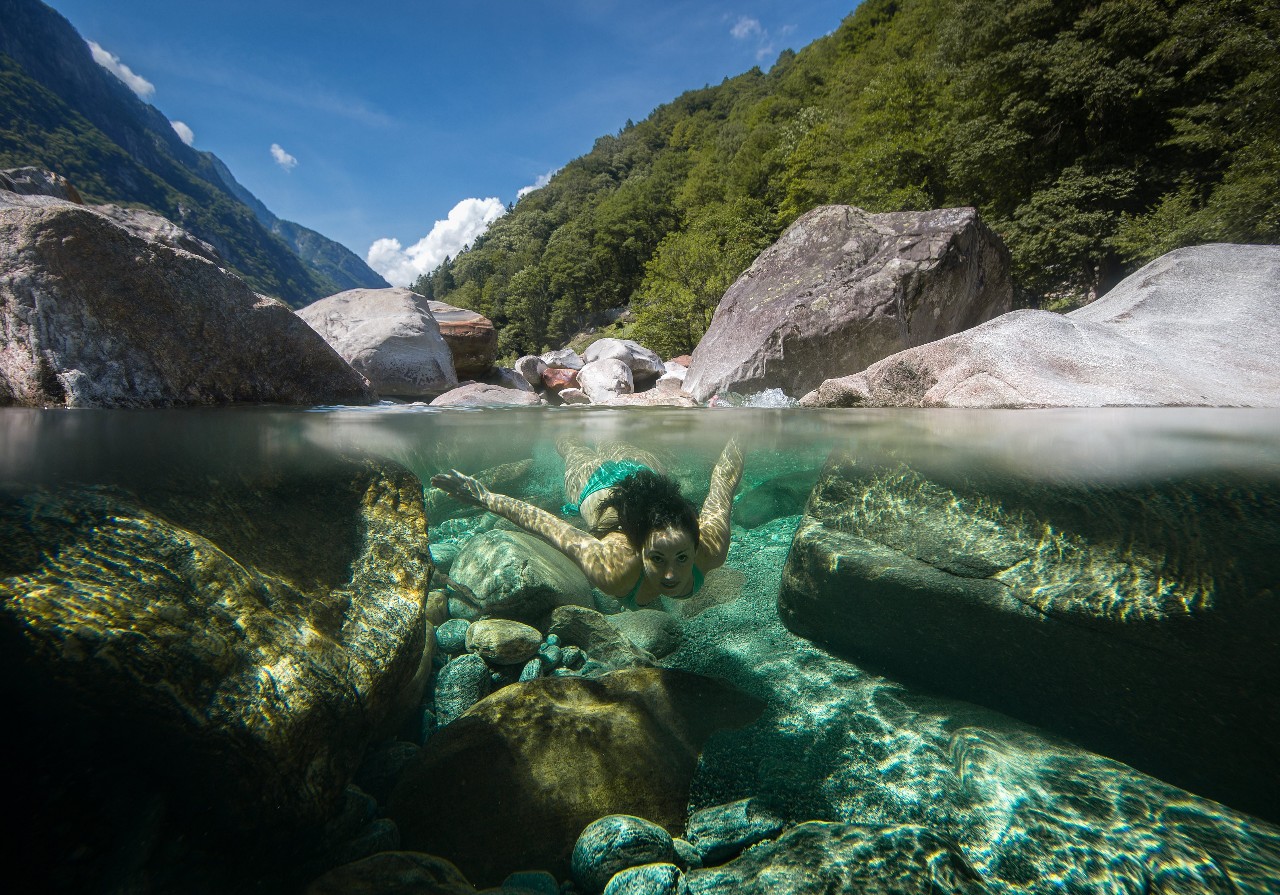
[677,554,689,563]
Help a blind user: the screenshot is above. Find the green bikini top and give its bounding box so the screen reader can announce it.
[562,460,652,516]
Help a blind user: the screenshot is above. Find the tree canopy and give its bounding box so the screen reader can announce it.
[416,0,1280,356]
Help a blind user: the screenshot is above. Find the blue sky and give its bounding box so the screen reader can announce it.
[47,0,857,285]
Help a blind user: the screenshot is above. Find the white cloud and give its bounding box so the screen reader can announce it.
[171,121,195,146]
[517,169,558,200]
[366,197,506,287]
[730,17,763,39]
[270,143,298,171]
[87,40,155,98]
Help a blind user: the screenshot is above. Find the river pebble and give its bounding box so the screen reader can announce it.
[572,815,677,894]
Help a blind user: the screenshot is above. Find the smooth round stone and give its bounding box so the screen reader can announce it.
[539,644,564,668]
[562,646,586,669]
[466,618,543,665]
[572,815,677,894]
[519,657,543,682]
[672,838,701,871]
[433,654,491,726]
[546,633,561,646]
[603,863,684,895]
[436,618,471,653]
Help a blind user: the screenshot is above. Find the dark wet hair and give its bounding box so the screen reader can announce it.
[599,469,699,551]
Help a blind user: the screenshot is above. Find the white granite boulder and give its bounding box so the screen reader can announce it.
[584,338,666,382]
[429,383,544,407]
[580,358,634,403]
[799,244,1280,408]
[298,287,457,398]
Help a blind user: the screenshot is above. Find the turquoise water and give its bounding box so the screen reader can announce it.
[2,406,1279,893]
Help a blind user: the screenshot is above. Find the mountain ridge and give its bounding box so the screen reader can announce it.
[0,0,387,305]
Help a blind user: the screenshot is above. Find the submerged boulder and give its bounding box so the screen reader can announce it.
[0,457,434,852]
[426,300,497,378]
[448,529,593,623]
[298,287,457,398]
[386,668,764,887]
[684,205,1011,402]
[800,244,1280,408]
[777,452,1280,821]
[0,188,373,408]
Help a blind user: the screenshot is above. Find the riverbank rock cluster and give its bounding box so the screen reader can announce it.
[0,172,373,408]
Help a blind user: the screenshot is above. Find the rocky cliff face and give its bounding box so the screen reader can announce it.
[0,0,385,305]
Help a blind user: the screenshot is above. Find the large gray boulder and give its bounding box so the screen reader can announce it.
[0,189,373,408]
[683,205,1011,402]
[800,243,1280,408]
[776,452,1280,822]
[1,457,435,844]
[298,287,458,398]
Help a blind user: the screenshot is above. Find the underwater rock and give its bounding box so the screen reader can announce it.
[778,453,1280,821]
[0,188,374,408]
[303,851,478,895]
[503,870,562,894]
[684,822,987,895]
[450,530,594,624]
[572,815,678,894]
[733,469,820,529]
[387,667,764,887]
[297,287,458,398]
[327,817,401,869]
[607,609,683,659]
[800,244,1280,408]
[685,798,785,865]
[435,618,471,653]
[466,618,543,665]
[548,606,655,670]
[0,457,433,853]
[602,863,684,895]
[672,839,701,871]
[683,205,1011,403]
[433,654,492,726]
[353,740,422,808]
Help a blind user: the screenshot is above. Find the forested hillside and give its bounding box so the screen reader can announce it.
[415,0,1279,359]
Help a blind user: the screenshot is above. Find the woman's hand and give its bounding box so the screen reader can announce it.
[430,469,490,507]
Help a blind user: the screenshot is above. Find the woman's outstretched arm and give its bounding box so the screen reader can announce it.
[696,439,744,571]
[430,470,639,593]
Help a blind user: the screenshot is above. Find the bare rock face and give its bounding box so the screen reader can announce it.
[386,668,763,887]
[1,166,83,203]
[800,244,1280,408]
[0,190,373,408]
[683,205,1011,402]
[1,457,434,851]
[426,300,497,378]
[298,288,457,398]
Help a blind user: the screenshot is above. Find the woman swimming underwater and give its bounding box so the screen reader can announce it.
[430,437,743,609]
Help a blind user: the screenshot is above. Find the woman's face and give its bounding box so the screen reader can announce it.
[642,524,697,596]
